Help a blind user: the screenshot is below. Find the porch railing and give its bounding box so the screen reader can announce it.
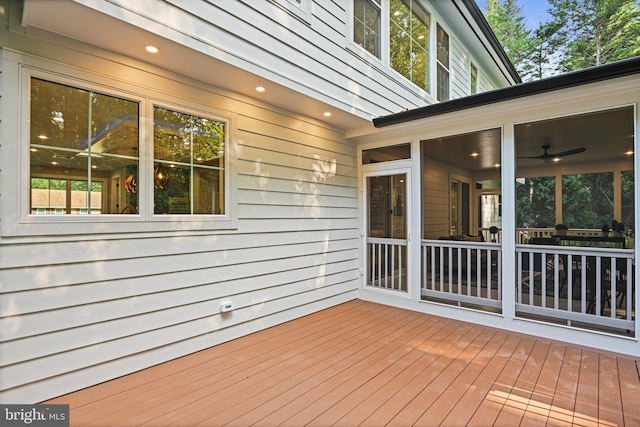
[516,244,635,331]
[367,237,407,292]
[421,240,502,310]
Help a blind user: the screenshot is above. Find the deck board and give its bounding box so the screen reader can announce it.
[44,300,640,426]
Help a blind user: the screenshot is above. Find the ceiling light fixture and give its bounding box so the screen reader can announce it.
[552,157,561,162]
[323,112,332,117]
[470,152,479,157]
[625,150,634,156]
[256,86,265,92]
[145,45,159,54]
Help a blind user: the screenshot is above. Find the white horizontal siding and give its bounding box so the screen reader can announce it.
[0,37,359,404]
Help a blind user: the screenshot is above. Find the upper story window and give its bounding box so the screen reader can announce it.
[354,0,381,58]
[470,63,478,95]
[390,0,430,91]
[436,24,450,101]
[28,76,228,222]
[30,78,139,215]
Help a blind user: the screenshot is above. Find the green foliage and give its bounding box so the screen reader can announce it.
[389,0,430,91]
[547,0,640,72]
[482,0,640,80]
[485,0,538,80]
[516,176,556,227]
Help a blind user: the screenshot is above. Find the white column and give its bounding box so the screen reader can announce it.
[501,124,516,319]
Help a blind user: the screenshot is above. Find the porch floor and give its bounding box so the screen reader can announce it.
[45,300,640,426]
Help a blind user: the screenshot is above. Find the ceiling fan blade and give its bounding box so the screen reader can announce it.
[550,147,586,157]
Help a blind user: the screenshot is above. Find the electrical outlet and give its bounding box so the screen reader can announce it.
[220,301,234,313]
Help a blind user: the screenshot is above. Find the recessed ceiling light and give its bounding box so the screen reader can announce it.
[625,150,634,156]
[470,152,479,157]
[38,135,48,140]
[323,112,332,117]
[145,45,159,54]
[552,157,561,162]
[256,86,265,92]
[494,163,501,168]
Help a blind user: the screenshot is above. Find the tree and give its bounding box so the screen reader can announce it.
[484,0,537,80]
[545,0,640,72]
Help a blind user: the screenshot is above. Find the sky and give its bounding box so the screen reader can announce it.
[475,0,552,30]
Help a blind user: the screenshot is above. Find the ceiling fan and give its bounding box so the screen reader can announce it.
[519,143,586,161]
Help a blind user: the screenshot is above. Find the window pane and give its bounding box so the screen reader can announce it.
[30,78,139,215]
[31,178,66,214]
[470,64,478,95]
[354,0,380,58]
[436,24,449,101]
[437,64,449,101]
[390,0,430,91]
[154,106,226,215]
[437,24,449,67]
[362,143,411,164]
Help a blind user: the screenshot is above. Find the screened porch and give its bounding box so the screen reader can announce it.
[365,104,636,337]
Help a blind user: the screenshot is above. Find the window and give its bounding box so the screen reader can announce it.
[28,75,229,223]
[30,78,139,215]
[470,63,478,95]
[436,24,450,101]
[354,0,381,58]
[153,106,225,215]
[362,143,411,164]
[389,0,430,91]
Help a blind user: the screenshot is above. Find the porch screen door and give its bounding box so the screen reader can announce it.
[366,173,408,292]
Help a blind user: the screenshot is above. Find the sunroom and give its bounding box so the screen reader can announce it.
[356,57,640,355]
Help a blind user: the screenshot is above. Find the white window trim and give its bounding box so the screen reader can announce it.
[347,0,386,64]
[268,0,312,24]
[150,100,231,221]
[435,23,451,102]
[2,51,238,237]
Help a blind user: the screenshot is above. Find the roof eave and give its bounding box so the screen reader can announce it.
[459,0,521,84]
[373,56,640,128]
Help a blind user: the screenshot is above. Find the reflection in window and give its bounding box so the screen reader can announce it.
[470,63,478,95]
[354,0,381,58]
[390,0,430,91]
[153,107,225,215]
[29,78,139,214]
[436,24,449,101]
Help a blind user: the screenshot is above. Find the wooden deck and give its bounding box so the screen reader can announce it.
[45,300,640,426]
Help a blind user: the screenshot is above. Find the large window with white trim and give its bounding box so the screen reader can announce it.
[30,78,139,215]
[28,76,228,219]
[390,0,430,91]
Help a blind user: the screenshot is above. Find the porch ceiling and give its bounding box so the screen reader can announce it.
[422,106,634,173]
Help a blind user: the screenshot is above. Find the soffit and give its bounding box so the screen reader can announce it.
[20,0,369,131]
